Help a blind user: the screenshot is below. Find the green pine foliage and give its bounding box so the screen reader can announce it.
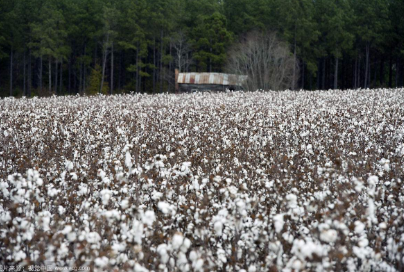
[0,0,403,96]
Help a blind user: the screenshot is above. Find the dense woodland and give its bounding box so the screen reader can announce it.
[0,0,403,96]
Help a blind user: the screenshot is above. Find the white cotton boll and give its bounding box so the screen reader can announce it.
[95,256,109,267]
[86,232,101,243]
[152,190,164,201]
[172,233,184,251]
[367,175,378,197]
[58,206,66,215]
[291,259,303,270]
[39,211,51,232]
[36,178,43,186]
[358,238,369,248]
[300,131,309,137]
[132,220,143,245]
[214,221,223,236]
[158,201,171,214]
[306,144,314,155]
[157,244,169,264]
[142,210,156,226]
[70,173,78,180]
[180,238,191,253]
[125,152,133,169]
[65,160,74,171]
[13,250,26,262]
[274,214,284,233]
[120,199,130,210]
[61,225,72,235]
[112,242,126,254]
[134,263,149,272]
[248,265,257,272]
[67,232,76,242]
[320,229,338,243]
[286,194,298,208]
[58,243,69,258]
[193,259,204,271]
[100,189,112,205]
[354,221,365,234]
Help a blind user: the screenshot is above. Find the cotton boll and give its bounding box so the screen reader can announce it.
[172,233,184,251]
[86,232,101,244]
[13,250,26,262]
[320,229,338,243]
[286,194,298,208]
[120,199,130,210]
[142,210,156,226]
[158,201,171,215]
[125,151,133,169]
[214,221,223,236]
[157,244,169,264]
[274,214,284,233]
[100,189,112,205]
[58,206,66,215]
[354,221,365,234]
[95,256,109,268]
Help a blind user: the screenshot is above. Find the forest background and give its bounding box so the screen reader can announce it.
[0,0,402,96]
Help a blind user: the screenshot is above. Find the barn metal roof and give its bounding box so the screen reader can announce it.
[177,73,247,86]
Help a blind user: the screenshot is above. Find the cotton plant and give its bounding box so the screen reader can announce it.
[0,89,403,271]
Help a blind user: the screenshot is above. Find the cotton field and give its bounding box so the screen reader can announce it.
[1,89,404,272]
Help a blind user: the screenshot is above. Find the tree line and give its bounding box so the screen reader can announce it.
[0,0,403,96]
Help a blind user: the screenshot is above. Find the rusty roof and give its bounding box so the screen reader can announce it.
[177,73,247,86]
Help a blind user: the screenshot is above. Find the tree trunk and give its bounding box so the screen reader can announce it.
[379,56,384,86]
[83,44,87,93]
[49,57,52,94]
[317,59,321,89]
[334,56,338,89]
[68,56,71,94]
[354,56,357,89]
[358,56,361,88]
[28,49,32,97]
[55,60,58,94]
[10,49,13,96]
[118,50,122,91]
[396,57,399,87]
[136,43,139,93]
[39,55,43,92]
[160,30,164,93]
[101,34,109,94]
[153,38,156,93]
[292,37,297,90]
[364,43,370,88]
[79,56,83,94]
[111,42,114,95]
[23,51,26,96]
[389,54,392,88]
[322,58,326,90]
[301,62,305,89]
[60,59,63,94]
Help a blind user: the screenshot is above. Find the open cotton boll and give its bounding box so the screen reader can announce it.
[142,210,156,226]
[125,151,133,169]
[157,244,170,264]
[286,194,298,208]
[158,201,172,215]
[95,256,109,268]
[86,232,101,244]
[100,189,112,205]
[320,229,338,243]
[274,214,285,233]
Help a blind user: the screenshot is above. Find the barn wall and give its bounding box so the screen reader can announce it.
[179,84,243,92]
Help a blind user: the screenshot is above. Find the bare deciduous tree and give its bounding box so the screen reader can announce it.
[172,30,193,73]
[226,31,298,91]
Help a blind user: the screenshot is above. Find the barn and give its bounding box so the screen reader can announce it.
[175,69,248,92]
